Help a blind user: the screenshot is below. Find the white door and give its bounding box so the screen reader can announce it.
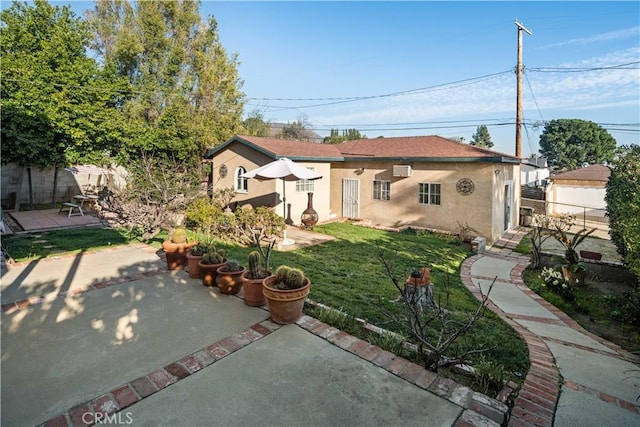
[504,183,512,231]
[342,178,359,218]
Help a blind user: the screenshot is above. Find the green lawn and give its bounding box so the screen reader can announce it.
[3,222,530,386]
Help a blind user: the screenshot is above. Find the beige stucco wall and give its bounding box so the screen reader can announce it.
[329,161,520,243]
[210,142,332,225]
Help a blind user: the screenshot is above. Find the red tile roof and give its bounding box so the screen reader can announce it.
[550,164,611,182]
[206,134,519,163]
[338,135,517,160]
[234,135,342,159]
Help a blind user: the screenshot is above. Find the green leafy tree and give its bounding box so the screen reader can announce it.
[606,145,640,279]
[470,125,493,148]
[276,115,317,141]
[88,0,245,160]
[323,128,367,144]
[1,0,123,208]
[538,119,617,170]
[243,110,271,137]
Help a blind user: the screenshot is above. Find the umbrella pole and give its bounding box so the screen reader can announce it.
[281,178,295,245]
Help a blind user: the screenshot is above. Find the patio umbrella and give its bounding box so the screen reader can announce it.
[242,158,322,245]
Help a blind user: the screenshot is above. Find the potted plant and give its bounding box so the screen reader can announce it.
[162,227,194,271]
[561,248,588,287]
[549,220,595,287]
[186,243,207,279]
[241,251,271,306]
[216,259,245,295]
[262,265,311,324]
[198,245,227,287]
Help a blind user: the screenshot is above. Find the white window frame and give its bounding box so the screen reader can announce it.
[296,167,315,192]
[235,166,248,193]
[418,182,441,206]
[372,180,391,201]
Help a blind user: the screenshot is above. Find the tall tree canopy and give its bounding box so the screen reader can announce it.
[538,119,617,170]
[469,125,493,148]
[278,116,316,141]
[323,128,367,144]
[1,0,123,167]
[243,110,271,137]
[87,0,245,161]
[605,145,640,279]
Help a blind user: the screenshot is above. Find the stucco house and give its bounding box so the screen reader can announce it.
[204,135,521,244]
[546,164,611,221]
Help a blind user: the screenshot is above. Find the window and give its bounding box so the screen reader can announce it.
[296,167,315,192]
[372,180,391,201]
[235,167,248,192]
[418,183,441,205]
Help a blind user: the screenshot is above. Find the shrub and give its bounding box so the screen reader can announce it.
[185,197,225,234]
[609,291,640,327]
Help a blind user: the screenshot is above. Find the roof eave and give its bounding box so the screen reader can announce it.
[204,135,278,160]
[342,156,521,164]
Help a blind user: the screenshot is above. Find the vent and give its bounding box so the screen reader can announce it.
[393,165,412,177]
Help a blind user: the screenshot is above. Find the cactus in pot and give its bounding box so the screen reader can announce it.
[216,259,245,295]
[198,245,227,287]
[162,227,194,271]
[263,265,311,324]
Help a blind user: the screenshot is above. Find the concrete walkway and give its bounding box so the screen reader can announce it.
[461,228,640,426]
[2,243,509,427]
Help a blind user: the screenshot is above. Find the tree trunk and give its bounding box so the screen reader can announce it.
[51,167,59,208]
[14,165,25,211]
[27,166,34,210]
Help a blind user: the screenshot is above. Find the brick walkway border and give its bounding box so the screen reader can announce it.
[462,228,640,426]
[5,245,509,427]
[461,254,560,427]
[40,311,514,427]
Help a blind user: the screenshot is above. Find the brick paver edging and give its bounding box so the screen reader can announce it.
[295,315,510,427]
[41,320,282,427]
[460,255,560,427]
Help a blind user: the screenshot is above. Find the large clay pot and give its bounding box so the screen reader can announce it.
[216,266,246,295]
[262,275,311,324]
[162,241,195,271]
[186,251,203,278]
[199,259,227,287]
[241,271,270,307]
[301,192,319,227]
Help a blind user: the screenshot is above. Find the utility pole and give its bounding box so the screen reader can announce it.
[515,19,532,159]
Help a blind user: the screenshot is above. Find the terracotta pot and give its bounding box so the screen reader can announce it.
[407,267,430,286]
[216,266,246,295]
[262,275,311,324]
[186,251,203,278]
[198,259,227,287]
[162,241,195,271]
[241,271,270,307]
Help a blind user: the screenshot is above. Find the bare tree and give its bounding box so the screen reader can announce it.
[377,248,496,372]
[98,152,204,240]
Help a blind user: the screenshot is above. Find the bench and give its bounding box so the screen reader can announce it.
[59,202,84,217]
[580,250,602,261]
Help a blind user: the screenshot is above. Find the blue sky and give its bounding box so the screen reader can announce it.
[48,1,640,156]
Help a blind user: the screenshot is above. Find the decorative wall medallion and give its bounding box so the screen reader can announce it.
[456,178,474,195]
[219,164,228,178]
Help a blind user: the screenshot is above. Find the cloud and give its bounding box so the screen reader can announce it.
[538,26,640,49]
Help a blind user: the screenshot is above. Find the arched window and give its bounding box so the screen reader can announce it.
[235,166,248,192]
